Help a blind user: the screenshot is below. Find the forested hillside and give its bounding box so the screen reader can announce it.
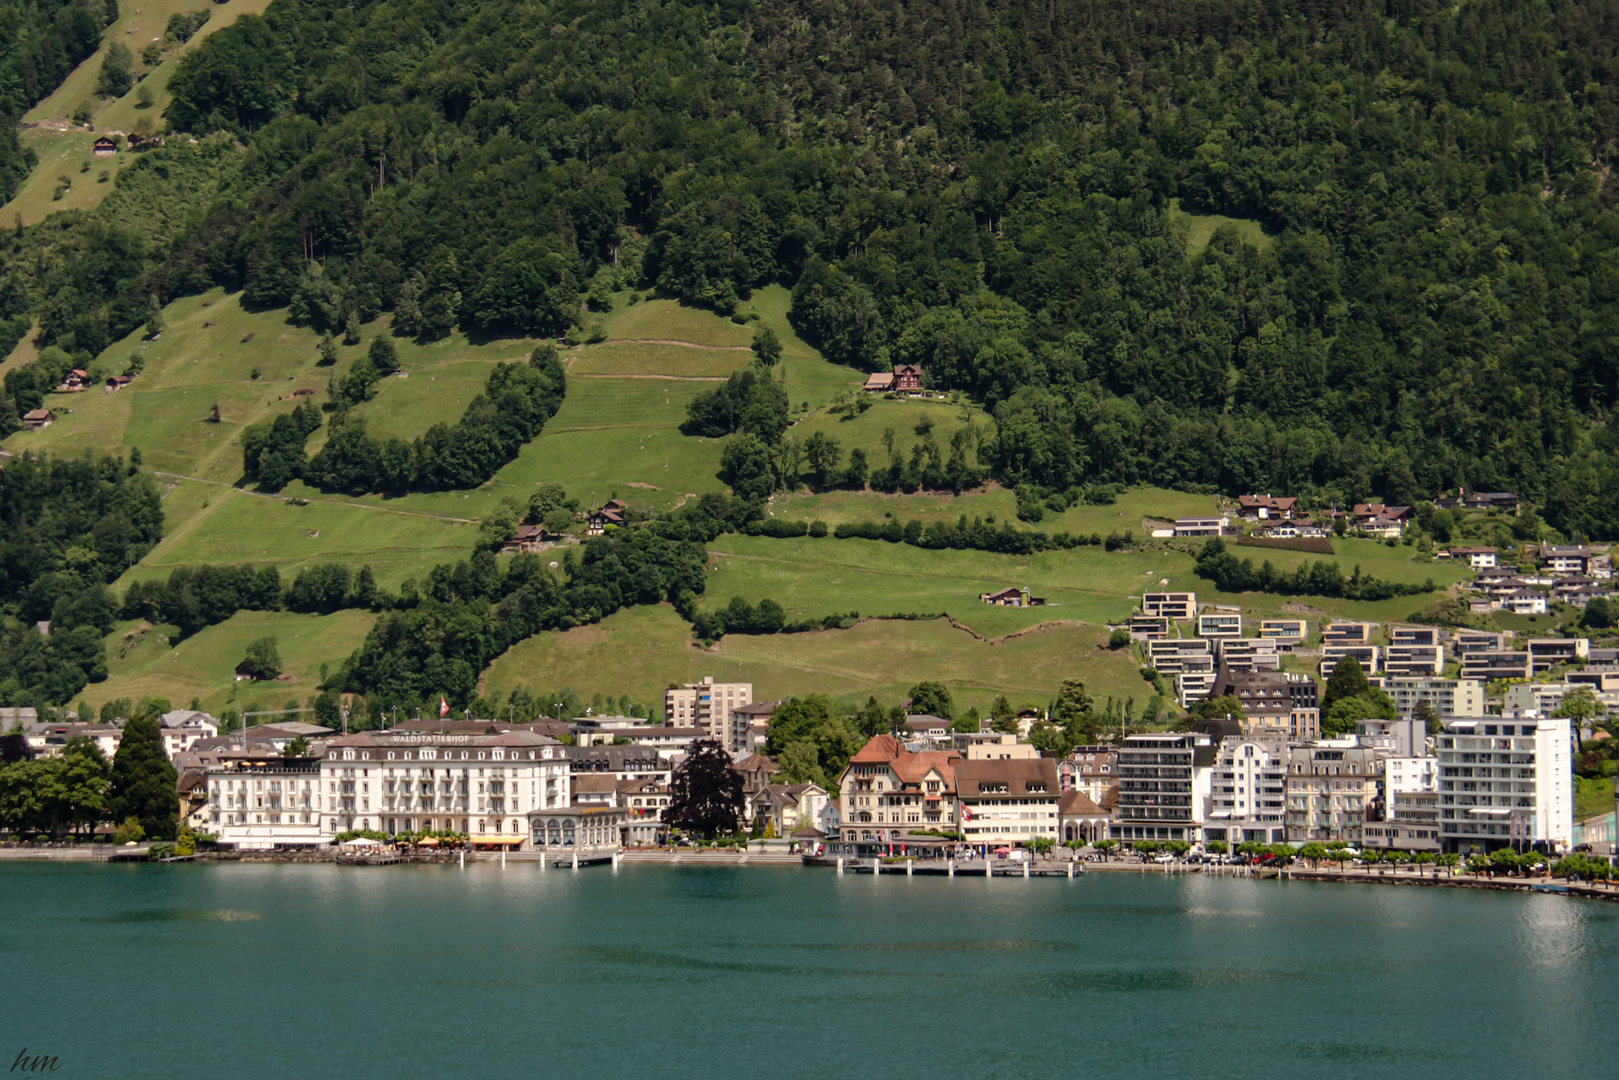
[4,0,1619,531]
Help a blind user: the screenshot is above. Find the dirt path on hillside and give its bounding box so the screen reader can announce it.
[601,339,753,351]
[571,373,728,381]
[150,471,479,524]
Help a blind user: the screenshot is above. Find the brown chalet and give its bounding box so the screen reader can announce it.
[56,369,89,392]
[1350,503,1412,523]
[862,371,895,392]
[105,375,132,391]
[91,136,119,155]
[1236,494,1298,520]
[587,506,624,536]
[891,364,924,391]
[501,524,549,554]
[21,409,54,430]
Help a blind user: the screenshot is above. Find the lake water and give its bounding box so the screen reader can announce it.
[3,862,1617,1079]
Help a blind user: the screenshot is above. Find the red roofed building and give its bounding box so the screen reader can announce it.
[831,734,960,853]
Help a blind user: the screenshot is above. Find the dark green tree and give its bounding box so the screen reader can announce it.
[109,715,178,839]
[906,681,954,722]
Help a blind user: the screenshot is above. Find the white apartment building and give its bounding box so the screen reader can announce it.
[1383,755,1439,809]
[664,676,754,752]
[199,756,325,847]
[1204,739,1288,845]
[1437,714,1572,853]
[159,710,220,757]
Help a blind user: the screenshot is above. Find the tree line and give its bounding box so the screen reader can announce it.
[244,346,565,494]
[4,1,1619,532]
[1194,538,1435,602]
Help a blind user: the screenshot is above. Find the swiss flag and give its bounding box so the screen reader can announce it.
[439,696,450,718]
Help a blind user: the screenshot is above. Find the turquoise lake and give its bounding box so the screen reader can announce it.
[3,863,1616,1079]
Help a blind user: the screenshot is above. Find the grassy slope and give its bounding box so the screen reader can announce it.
[93,609,378,714]
[4,0,274,227]
[3,275,1467,709]
[483,603,1150,715]
[1168,198,1274,254]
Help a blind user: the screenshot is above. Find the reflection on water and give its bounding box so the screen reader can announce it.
[3,863,1617,1080]
[84,907,263,923]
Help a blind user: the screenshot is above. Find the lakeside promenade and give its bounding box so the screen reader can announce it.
[4,844,1616,902]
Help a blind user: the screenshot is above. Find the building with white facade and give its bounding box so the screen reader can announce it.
[664,676,754,752]
[1437,714,1572,853]
[1204,739,1288,845]
[1197,611,1243,639]
[954,758,1060,847]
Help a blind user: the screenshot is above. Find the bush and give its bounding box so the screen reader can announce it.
[1108,628,1131,649]
[114,816,145,844]
[809,520,828,537]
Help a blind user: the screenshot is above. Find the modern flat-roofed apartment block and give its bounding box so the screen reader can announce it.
[1141,592,1196,621]
[664,677,754,753]
[1438,715,1571,853]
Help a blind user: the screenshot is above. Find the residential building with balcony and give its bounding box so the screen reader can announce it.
[1197,611,1244,639]
[832,735,960,851]
[1057,746,1117,805]
[1526,637,1590,676]
[1363,790,1442,852]
[1322,645,1380,678]
[1258,618,1308,648]
[1213,637,1281,672]
[1127,614,1170,639]
[1204,739,1288,845]
[1376,678,1484,721]
[1110,731,1218,844]
[1542,545,1592,576]
[1437,715,1571,853]
[1460,650,1530,682]
[1322,622,1372,647]
[1285,743,1380,843]
[1141,592,1196,621]
[664,676,754,753]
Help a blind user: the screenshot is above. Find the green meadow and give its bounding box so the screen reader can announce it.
[94,608,379,715]
[3,0,275,226]
[483,602,1151,715]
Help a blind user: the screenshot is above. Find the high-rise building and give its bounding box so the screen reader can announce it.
[664,677,754,753]
[1437,714,1572,853]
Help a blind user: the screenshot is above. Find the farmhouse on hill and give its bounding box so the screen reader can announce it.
[21,409,54,430]
[891,363,924,391]
[234,660,260,682]
[979,586,1045,607]
[91,135,118,155]
[587,503,626,536]
[862,371,895,392]
[105,375,131,391]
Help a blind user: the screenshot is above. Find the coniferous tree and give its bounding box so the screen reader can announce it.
[110,715,178,839]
